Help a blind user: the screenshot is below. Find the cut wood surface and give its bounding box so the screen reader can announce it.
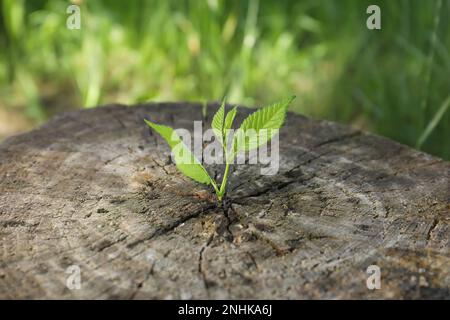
[0,102,449,299]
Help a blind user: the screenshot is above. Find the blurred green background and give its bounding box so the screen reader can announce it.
[0,0,449,159]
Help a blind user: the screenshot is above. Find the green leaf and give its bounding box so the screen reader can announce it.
[211,99,225,145]
[144,119,212,185]
[234,95,295,153]
[224,106,237,132]
[223,106,237,149]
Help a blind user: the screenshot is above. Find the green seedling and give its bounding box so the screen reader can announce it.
[144,96,295,202]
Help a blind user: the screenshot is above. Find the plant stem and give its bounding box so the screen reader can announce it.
[210,179,220,195]
[218,163,231,201]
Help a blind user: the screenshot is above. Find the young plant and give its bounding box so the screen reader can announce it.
[144,96,295,202]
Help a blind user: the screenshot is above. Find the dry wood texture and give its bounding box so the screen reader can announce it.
[0,102,449,299]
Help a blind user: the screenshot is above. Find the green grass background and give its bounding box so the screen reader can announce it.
[0,0,449,159]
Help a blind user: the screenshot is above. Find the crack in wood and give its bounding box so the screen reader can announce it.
[426,218,439,242]
[198,232,215,298]
[313,131,362,148]
[127,203,216,248]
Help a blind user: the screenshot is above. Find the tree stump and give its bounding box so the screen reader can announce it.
[0,102,448,299]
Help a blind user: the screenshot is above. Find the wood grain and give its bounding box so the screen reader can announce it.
[0,102,448,299]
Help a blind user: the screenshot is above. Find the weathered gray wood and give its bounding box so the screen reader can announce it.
[0,102,448,299]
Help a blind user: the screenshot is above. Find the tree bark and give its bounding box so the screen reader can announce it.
[0,102,448,299]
